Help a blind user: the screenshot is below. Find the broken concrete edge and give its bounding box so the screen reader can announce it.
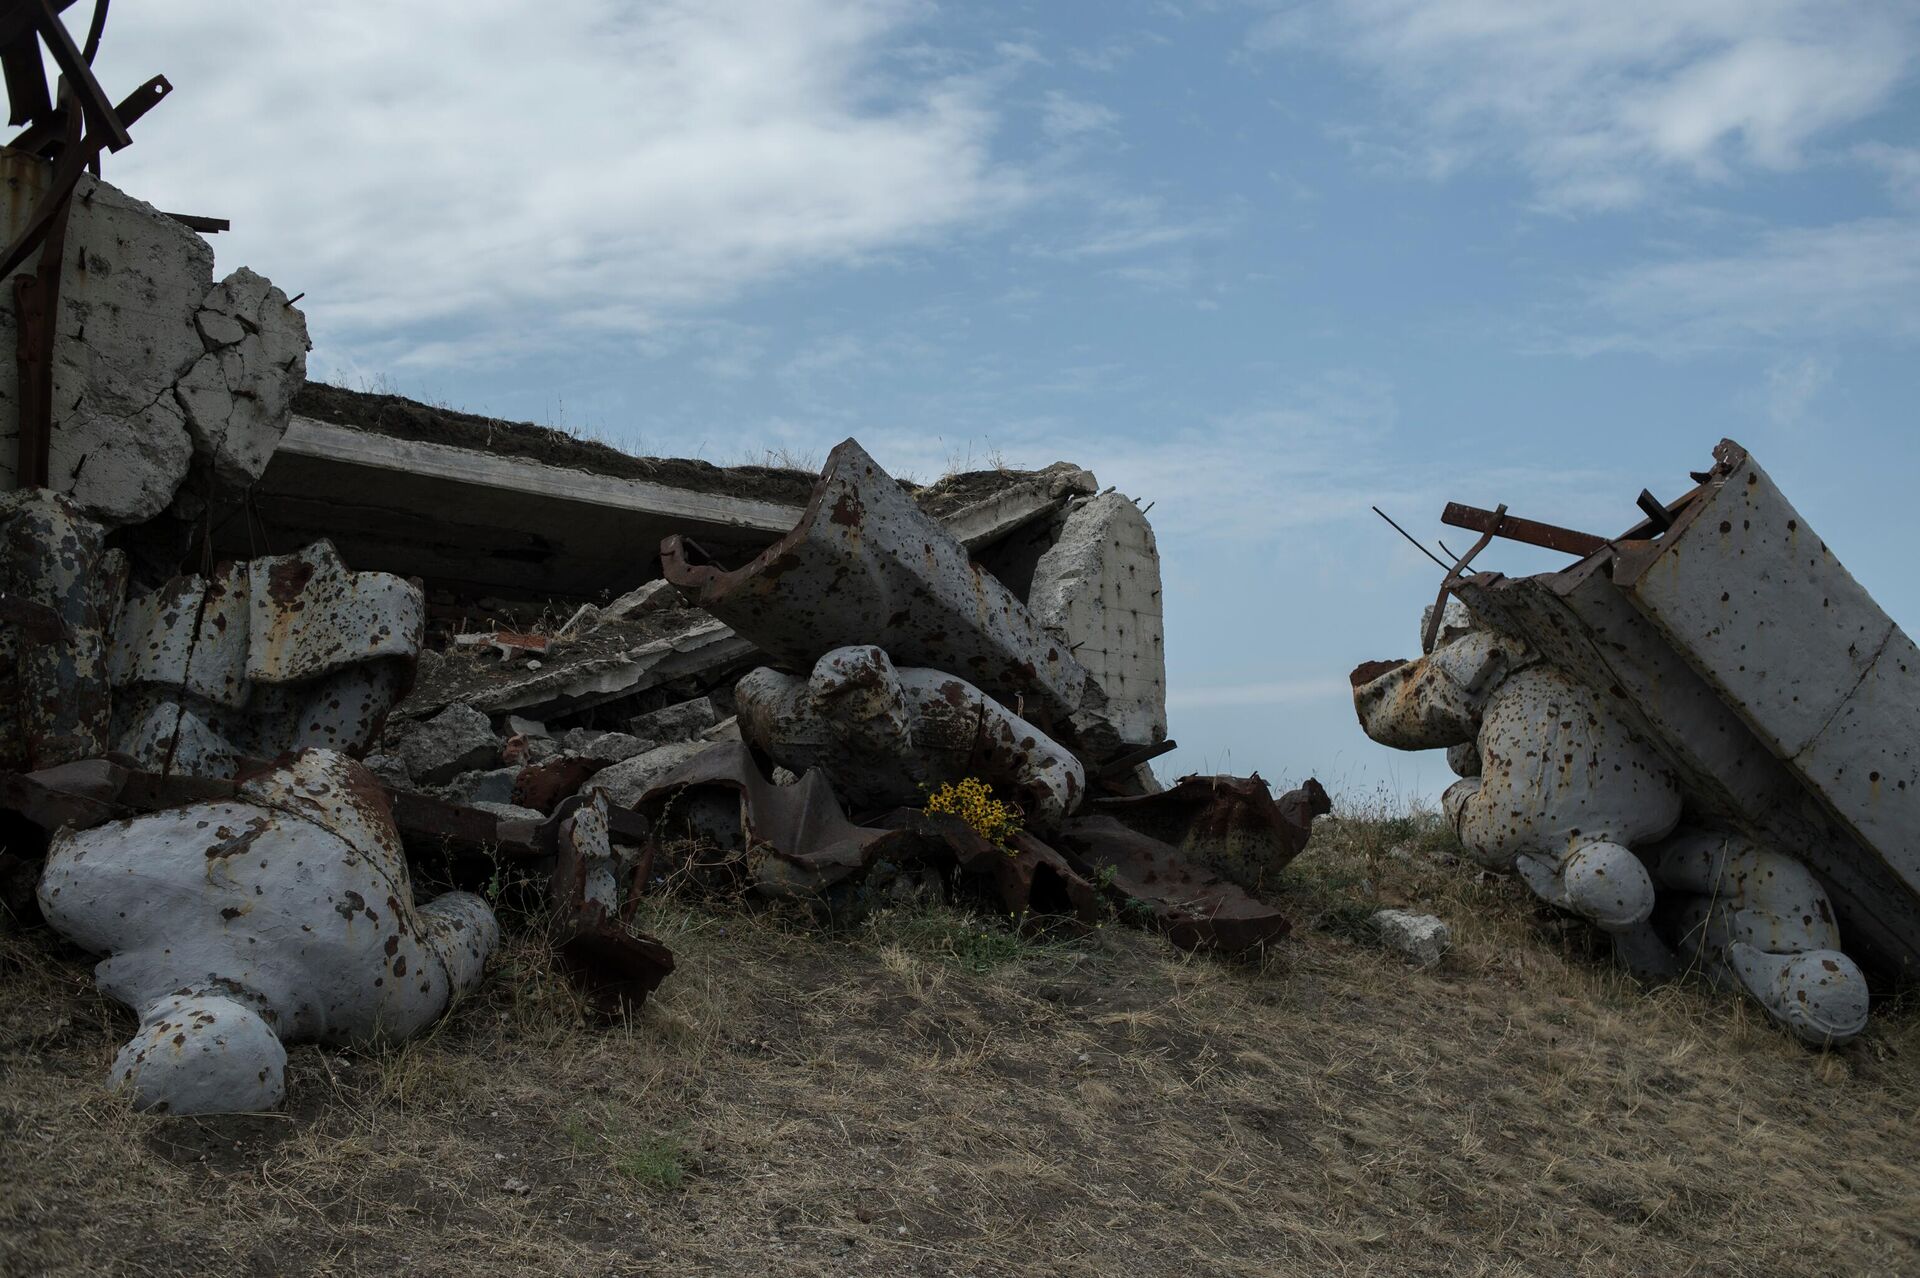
[662,437,1092,731]
[2,171,309,525]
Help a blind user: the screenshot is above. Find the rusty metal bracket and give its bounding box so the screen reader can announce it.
[1422,502,1504,654]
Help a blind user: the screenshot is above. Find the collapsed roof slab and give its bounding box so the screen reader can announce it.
[242,416,804,600]
[229,387,1097,604]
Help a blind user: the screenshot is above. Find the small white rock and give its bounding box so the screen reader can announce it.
[1372,909,1452,967]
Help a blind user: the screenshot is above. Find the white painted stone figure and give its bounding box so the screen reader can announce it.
[37,750,498,1114]
[1352,602,1869,1044]
[736,645,1085,828]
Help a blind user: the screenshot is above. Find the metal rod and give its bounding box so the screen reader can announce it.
[1371,506,1452,572]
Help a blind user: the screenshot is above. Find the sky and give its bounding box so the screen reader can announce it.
[88,1,1920,805]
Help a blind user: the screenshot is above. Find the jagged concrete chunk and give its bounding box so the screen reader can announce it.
[1373,910,1452,967]
[392,703,499,786]
[558,728,651,763]
[737,646,1085,827]
[585,740,717,808]
[175,267,311,488]
[444,766,523,806]
[1,173,307,521]
[1029,493,1167,749]
[601,579,680,621]
[37,750,498,1114]
[663,438,1089,725]
[629,697,719,745]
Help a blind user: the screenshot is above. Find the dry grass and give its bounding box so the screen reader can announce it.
[4,812,1919,1277]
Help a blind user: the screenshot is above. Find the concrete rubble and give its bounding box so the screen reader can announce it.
[1353,439,1912,1044]
[1,175,309,525]
[5,99,1324,1116]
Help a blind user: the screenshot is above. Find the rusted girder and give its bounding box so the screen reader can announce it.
[662,438,1090,727]
[1440,502,1608,559]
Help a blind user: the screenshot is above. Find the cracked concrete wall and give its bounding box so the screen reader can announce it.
[1,170,309,523]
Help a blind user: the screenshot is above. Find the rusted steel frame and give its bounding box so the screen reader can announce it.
[10,91,77,488]
[0,0,81,125]
[14,0,125,149]
[1422,502,1504,653]
[0,74,168,282]
[663,438,1090,726]
[1440,502,1608,559]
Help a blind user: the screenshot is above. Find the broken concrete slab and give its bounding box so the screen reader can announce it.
[249,406,808,601]
[1,173,308,523]
[664,439,1090,728]
[1446,440,1920,988]
[584,739,717,808]
[400,611,757,724]
[392,703,500,786]
[1609,444,1920,971]
[1029,493,1167,750]
[602,579,681,621]
[558,728,652,763]
[628,696,719,745]
[444,766,522,806]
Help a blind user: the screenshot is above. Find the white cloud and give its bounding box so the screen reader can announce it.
[1856,142,1920,209]
[1572,218,1920,352]
[1039,90,1119,142]
[1763,356,1832,426]
[1252,1,1917,211]
[87,0,1026,367]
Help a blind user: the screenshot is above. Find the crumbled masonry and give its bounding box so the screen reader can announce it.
[25,133,1914,1126]
[1,174,309,524]
[1354,438,1907,1045]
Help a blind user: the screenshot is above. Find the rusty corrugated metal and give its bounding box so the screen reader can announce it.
[635,740,910,899]
[662,439,1089,727]
[549,791,675,1014]
[1092,772,1331,898]
[1055,814,1291,955]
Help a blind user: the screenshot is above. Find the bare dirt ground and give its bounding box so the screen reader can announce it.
[4,812,1917,1277]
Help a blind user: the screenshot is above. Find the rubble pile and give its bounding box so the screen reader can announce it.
[1,162,1328,1114]
[1353,441,1919,1045]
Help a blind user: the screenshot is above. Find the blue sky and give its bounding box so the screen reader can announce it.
[96,1,1920,804]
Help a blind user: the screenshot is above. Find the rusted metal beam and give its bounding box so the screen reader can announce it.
[1440,502,1608,559]
[0,74,169,280]
[159,211,228,233]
